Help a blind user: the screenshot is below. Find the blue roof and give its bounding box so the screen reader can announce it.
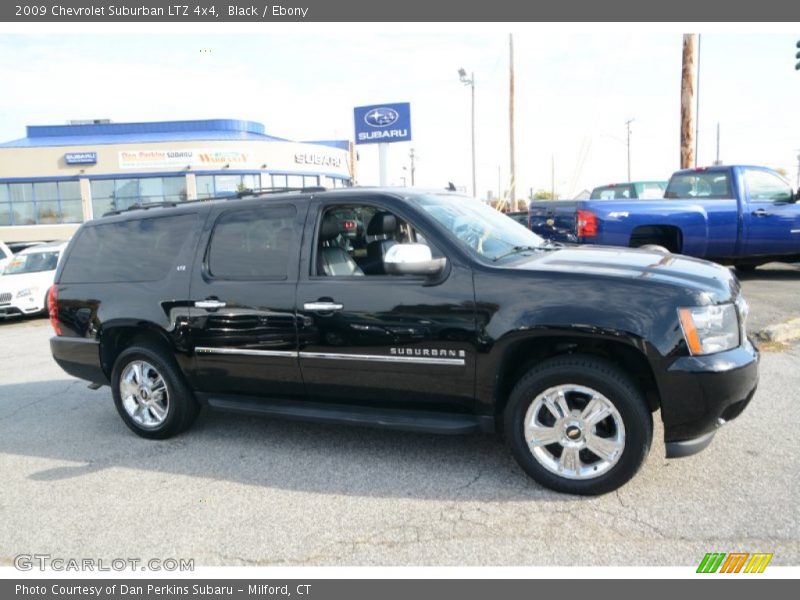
[0,119,348,151]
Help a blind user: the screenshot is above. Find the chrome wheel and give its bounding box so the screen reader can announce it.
[524,384,625,480]
[119,360,169,429]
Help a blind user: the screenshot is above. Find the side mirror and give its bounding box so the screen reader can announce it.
[384,243,446,276]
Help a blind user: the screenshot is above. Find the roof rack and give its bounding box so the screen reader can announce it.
[235,186,327,198]
[101,187,328,217]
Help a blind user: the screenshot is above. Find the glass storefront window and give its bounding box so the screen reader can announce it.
[271,174,287,188]
[60,200,84,223]
[36,200,61,224]
[0,185,11,225]
[0,180,86,225]
[163,176,187,202]
[196,175,215,200]
[33,181,59,201]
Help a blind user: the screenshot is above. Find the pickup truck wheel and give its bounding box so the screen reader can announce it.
[504,355,652,495]
[111,344,199,440]
[734,263,757,272]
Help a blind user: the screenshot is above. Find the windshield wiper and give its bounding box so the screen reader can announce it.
[492,241,563,262]
[491,245,541,262]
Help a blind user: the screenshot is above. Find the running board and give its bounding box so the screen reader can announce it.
[199,394,493,435]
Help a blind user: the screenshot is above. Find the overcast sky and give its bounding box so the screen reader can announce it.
[1,25,798,198]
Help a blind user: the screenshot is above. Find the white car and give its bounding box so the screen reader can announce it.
[0,241,67,319]
[0,241,12,273]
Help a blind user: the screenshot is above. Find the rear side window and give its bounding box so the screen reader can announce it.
[665,172,731,199]
[207,205,296,280]
[60,214,198,283]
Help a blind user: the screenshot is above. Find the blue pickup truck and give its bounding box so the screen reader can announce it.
[529,165,800,269]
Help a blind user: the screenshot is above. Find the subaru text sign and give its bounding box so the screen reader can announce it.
[354,103,411,145]
[64,152,97,165]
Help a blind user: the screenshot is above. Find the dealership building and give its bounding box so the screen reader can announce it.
[0,118,353,243]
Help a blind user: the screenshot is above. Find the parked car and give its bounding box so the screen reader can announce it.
[0,241,12,273]
[529,165,800,269]
[505,211,530,227]
[590,181,667,200]
[49,188,757,495]
[0,241,67,319]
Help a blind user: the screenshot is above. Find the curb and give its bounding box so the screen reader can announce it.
[756,317,800,344]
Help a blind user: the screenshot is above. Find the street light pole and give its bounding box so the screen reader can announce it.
[459,68,476,197]
[625,118,635,182]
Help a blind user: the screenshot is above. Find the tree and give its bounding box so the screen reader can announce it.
[532,189,559,200]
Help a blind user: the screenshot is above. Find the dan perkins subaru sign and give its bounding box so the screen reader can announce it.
[354,103,411,145]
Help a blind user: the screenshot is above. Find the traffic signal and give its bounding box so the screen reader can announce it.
[796,40,800,70]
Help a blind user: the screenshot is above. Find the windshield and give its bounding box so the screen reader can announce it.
[413,193,546,261]
[3,251,59,275]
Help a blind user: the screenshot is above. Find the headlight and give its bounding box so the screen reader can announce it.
[16,288,34,298]
[678,304,739,355]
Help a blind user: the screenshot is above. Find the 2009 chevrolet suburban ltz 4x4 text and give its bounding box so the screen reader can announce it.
[49,188,759,495]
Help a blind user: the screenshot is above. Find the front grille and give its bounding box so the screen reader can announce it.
[0,292,12,304]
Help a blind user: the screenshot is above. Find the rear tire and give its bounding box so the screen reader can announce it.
[504,355,652,495]
[111,343,199,439]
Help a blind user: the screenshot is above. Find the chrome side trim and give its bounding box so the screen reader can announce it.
[195,347,465,366]
[299,351,465,366]
[196,347,298,358]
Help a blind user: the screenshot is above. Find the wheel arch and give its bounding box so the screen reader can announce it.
[629,224,683,253]
[493,334,661,420]
[99,322,176,379]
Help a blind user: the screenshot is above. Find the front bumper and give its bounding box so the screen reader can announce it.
[658,338,759,457]
[0,296,44,317]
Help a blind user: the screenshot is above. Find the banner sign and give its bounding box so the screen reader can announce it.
[118,149,252,169]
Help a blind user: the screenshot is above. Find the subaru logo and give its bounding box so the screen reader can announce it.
[364,107,399,128]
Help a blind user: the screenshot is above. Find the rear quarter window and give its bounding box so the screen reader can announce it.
[60,213,198,283]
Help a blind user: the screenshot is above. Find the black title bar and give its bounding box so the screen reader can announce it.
[3,0,800,22]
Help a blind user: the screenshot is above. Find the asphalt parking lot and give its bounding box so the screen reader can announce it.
[0,263,798,567]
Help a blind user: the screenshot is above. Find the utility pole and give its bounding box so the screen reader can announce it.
[551,155,555,200]
[680,34,697,169]
[509,33,517,209]
[714,123,721,165]
[625,118,634,182]
[409,148,416,186]
[694,34,701,167]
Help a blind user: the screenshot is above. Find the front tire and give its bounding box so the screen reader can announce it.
[504,355,652,495]
[111,343,199,439]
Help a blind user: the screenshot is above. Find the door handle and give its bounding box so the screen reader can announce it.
[195,299,227,309]
[303,301,343,312]
[751,208,769,217]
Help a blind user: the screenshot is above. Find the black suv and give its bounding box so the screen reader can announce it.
[49,188,758,495]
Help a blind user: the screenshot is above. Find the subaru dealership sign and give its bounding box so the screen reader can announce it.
[354,103,411,145]
[64,152,97,165]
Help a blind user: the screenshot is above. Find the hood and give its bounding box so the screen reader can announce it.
[0,270,55,295]
[506,245,739,302]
